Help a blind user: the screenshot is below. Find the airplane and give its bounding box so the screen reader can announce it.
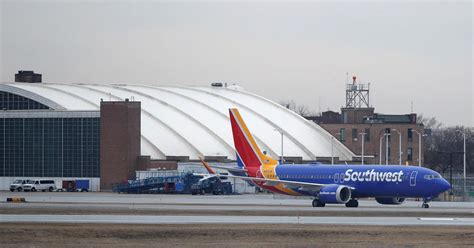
[199,108,451,208]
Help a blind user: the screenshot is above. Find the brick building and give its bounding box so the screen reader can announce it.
[307,77,425,165]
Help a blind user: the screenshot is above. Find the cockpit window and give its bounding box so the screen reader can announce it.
[424,174,441,180]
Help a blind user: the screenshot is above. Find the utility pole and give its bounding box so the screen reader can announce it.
[392,129,402,165]
[360,132,366,165]
[331,136,334,165]
[438,151,464,198]
[385,133,390,165]
[456,129,466,201]
[379,133,390,165]
[274,129,284,164]
[379,135,383,165]
[411,130,424,167]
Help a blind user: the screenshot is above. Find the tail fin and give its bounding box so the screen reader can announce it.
[229,108,277,173]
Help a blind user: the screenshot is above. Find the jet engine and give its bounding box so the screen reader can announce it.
[319,185,351,204]
[375,197,406,205]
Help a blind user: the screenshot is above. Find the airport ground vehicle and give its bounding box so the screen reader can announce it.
[191,177,232,195]
[9,179,33,192]
[60,179,90,192]
[23,180,56,192]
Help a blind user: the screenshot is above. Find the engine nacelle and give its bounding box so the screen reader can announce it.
[319,185,351,204]
[375,197,406,205]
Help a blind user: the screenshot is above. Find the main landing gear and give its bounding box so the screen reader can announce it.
[345,199,359,208]
[311,199,359,208]
[312,199,325,207]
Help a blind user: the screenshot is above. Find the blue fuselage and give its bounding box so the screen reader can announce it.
[275,164,450,198]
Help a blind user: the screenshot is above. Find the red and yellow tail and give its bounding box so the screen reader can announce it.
[229,108,277,177]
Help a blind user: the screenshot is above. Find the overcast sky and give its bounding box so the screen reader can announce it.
[0,1,472,126]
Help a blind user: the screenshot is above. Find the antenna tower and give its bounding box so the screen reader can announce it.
[345,76,370,108]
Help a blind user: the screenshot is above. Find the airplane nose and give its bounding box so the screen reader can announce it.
[439,179,451,193]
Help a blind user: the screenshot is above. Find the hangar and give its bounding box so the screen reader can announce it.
[0,82,355,190]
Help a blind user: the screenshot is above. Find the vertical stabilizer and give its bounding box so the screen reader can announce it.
[229,108,277,175]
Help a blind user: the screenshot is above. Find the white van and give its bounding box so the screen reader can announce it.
[9,179,33,192]
[23,180,56,192]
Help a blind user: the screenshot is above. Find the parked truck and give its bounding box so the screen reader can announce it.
[61,179,90,192]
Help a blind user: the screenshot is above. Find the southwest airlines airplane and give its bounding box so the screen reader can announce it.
[201,108,451,209]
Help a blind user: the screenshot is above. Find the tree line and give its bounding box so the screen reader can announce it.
[418,115,473,176]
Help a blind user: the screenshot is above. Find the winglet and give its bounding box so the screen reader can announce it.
[199,157,216,174]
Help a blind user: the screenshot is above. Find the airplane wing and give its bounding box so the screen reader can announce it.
[205,164,247,173]
[192,173,337,192]
[197,157,248,173]
[195,158,353,193]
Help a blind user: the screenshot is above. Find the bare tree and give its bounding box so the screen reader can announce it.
[423,124,472,175]
[279,100,313,116]
[417,113,442,130]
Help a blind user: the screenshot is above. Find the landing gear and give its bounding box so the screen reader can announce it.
[422,197,431,208]
[345,199,359,208]
[312,199,325,207]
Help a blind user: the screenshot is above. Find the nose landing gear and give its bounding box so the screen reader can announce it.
[422,197,431,208]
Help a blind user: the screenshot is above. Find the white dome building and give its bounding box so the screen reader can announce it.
[0,83,354,162]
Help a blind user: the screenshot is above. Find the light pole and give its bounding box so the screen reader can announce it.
[392,129,402,165]
[331,136,334,165]
[379,133,390,165]
[456,129,466,201]
[360,132,366,165]
[385,133,391,165]
[411,130,423,167]
[330,133,342,165]
[274,129,284,164]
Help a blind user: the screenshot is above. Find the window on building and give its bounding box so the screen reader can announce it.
[364,128,370,142]
[352,128,358,141]
[407,148,413,161]
[408,128,413,141]
[0,91,49,110]
[339,128,346,142]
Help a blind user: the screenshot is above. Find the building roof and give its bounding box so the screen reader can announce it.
[0,83,355,161]
[373,114,413,124]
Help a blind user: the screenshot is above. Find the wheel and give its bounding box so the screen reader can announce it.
[422,203,429,209]
[312,199,325,207]
[31,188,36,192]
[10,189,14,192]
[345,199,359,208]
[49,187,53,192]
[17,187,22,192]
[200,189,205,195]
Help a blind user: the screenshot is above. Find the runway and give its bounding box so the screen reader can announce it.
[1,192,473,226]
[2,214,474,226]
